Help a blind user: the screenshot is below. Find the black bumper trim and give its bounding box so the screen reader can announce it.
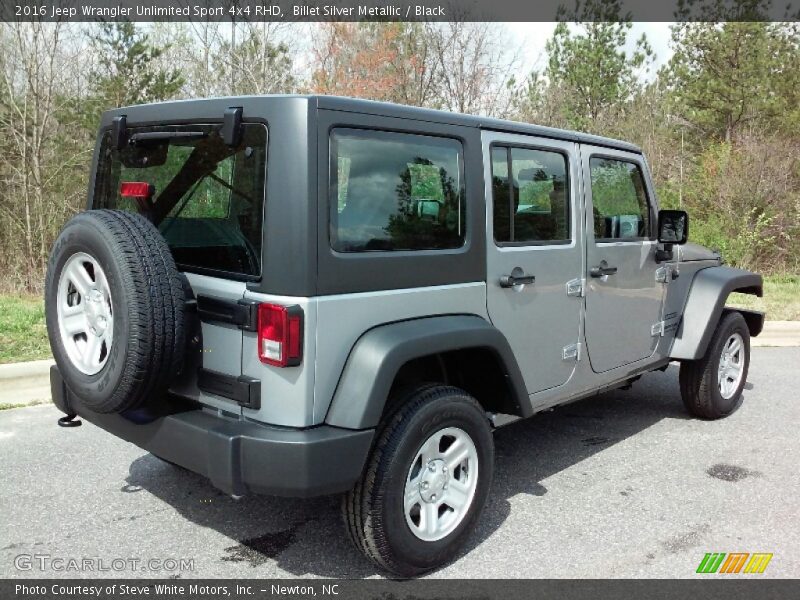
[51,366,373,498]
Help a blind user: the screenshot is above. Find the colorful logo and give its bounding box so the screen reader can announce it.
[696,552,773,574]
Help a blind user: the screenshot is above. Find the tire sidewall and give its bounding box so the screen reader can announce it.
[707,314,750,417]
[45,217,132,407]
[375,392,494,573]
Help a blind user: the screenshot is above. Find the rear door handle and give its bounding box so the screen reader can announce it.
[500,268,535,288]
[589,260,618,278]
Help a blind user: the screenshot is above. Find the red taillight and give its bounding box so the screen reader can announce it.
[120,182,153,199]
[257,303,303,367]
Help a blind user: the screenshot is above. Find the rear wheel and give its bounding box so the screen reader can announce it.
[679,311,750,419]
[343,384,494,577]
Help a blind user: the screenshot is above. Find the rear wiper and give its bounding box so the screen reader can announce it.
[129,131,207,145]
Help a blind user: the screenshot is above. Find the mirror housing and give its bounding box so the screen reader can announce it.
[658,209,688,245]
[655,210,688,262]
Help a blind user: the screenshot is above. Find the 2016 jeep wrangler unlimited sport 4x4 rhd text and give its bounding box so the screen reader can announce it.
[46,96,764,576]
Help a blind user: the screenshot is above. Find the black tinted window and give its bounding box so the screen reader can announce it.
[491,146,569,244]
[589,157,651,240]
[94,123,267,277]
[330,129,466,252]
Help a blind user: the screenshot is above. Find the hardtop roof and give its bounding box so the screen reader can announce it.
[313,95,642,154]
[105,94,642,154]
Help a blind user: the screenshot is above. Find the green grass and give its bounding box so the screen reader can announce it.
[0,295,51,364]
[727,274,800,321]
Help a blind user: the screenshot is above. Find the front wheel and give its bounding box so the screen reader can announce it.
[343,384,494,577]
[679,311,750,419]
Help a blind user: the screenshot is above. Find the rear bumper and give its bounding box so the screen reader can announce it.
[51,366,374,498]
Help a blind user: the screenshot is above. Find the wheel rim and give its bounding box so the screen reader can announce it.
[403,426,479,542]
[56,252,114,376]
[718,332,745,400]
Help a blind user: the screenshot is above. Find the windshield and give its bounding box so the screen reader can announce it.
[93,123,268,278]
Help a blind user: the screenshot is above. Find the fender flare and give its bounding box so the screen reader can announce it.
[670,266,763,361]
[324,315,530,430]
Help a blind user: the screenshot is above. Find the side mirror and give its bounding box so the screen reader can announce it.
[658,210,688,245]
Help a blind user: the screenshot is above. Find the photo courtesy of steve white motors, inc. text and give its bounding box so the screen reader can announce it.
[13,3,447,19]
[14,583,341,597]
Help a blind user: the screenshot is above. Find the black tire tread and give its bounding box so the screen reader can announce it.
[342,383,439,564]
[679,311,749,420]
[115,210,186,390]
[45,209,185,413]
[343,384,488,576]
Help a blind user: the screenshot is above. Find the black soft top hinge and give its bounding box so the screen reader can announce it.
[196,295,259,331]
[221,107,243,147]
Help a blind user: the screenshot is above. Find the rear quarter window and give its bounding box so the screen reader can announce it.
[330,128,466,252]
[93,123,268,278]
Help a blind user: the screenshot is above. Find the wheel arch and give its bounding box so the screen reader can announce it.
[670,266,764,361]
[324,315,531,430]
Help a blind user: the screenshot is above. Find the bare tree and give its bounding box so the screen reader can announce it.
[218,21,297,95]
[310,22,516,115]
[0,22,89,291]
[429,22,519,117]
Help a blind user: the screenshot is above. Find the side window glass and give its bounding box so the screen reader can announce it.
[330,129,466,252]
[491,145,570,244]
[589,157,651,240]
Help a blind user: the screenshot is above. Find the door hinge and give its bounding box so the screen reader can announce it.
[196,295,259,331]
[566,278,585,297]
[656,265,680,283]
[562,342,581,361]
[651,321,666,337]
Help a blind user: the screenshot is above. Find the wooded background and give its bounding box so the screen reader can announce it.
[1,2,798,293]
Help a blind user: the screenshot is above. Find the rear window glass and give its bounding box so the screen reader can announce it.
[330,129,466,252]
[93,123,267,277]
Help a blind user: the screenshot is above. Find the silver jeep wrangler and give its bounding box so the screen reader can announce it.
[46,96,764,576]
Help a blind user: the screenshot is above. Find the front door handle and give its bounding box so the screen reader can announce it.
[589,260,618,278]
[500,267,535,288]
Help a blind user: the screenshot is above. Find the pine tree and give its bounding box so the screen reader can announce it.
[81,22,184,128]
[666,20,800,142]
[542,0,652,132]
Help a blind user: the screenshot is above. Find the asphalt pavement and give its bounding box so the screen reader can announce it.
[1,347,798,579]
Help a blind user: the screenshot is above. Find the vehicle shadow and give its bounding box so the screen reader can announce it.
[124,364,701,578]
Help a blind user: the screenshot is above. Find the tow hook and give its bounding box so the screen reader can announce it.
[57,413,82,428]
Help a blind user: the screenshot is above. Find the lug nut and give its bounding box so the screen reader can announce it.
[431,494,436,501]
[442,466,448,473]
[428,463,436,472]
[421,482,429,490]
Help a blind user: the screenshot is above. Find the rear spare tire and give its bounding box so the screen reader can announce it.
[45,209,185,414]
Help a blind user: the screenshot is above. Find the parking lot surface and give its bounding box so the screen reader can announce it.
[1,347,798,578]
